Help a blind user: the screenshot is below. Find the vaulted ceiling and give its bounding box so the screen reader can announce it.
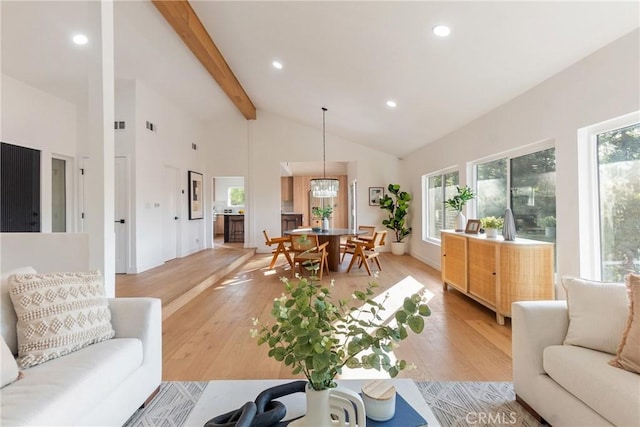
[2,1,638,157]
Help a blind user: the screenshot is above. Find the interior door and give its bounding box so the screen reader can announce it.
[114,157,128,274]
[1,142,41,232]
[163,165,179,262]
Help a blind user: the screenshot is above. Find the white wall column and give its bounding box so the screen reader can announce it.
[86,0,115,295]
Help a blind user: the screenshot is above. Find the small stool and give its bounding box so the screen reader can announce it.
[229,216,244,243]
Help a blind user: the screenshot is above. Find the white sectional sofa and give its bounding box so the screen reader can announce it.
[512,300,640,426]
[0,233,162,426]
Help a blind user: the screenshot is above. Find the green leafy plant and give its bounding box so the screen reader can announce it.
[312,206,333,219]
[444,185,475,212]
[251,277,431,391]
[380,184,412,242]
[481,216,504,229]
[540,216,556,227]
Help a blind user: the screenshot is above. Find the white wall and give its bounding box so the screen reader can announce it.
[1,74,78,233]
[201,110,400,253]
[114,79,211,273]
[403,30,640,286]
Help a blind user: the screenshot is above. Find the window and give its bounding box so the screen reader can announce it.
[424,170,459,240]
[474,146,556,243]
[476,158,507,219]
[228,187,245,207]
[596,122,639,282]
[51,158,66,232]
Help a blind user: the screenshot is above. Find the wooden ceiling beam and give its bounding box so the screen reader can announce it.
[152,0,256,120]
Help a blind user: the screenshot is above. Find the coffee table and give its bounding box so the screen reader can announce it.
[184,379,440,426]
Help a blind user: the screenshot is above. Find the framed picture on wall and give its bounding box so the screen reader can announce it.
[188,171,204,220]
[369,187,384,206]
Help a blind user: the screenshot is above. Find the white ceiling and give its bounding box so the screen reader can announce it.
[2,1,638,158]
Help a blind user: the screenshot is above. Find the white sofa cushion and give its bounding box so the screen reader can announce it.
[8,271,115,369]
[0,337,142,426]
[562,276,628,354]
[0,337,19,388]
[1,266,37,354]
[544,344,640,427]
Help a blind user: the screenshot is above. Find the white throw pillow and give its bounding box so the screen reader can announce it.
[1,266,37,354]
[0,336,20,388]
[562,276,628,355]
[8,271,115,369]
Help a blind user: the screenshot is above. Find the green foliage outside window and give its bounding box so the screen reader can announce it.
[597,123,640,281]
[228,187,245,206]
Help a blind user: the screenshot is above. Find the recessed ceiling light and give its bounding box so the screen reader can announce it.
[432,25,451,38]
[272,61,283,70]
[72,34,88,45]
[386,100,397,108]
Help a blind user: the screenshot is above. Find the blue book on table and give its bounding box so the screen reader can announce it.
[364,392,428,427]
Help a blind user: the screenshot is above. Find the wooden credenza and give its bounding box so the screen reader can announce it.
[441,230,554,325]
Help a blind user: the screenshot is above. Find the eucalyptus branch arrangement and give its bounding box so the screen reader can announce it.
[251,277,431,391]
[312,206,333,219]
[444,185,475,213]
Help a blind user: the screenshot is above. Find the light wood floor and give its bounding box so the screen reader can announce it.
[117,248,513,383]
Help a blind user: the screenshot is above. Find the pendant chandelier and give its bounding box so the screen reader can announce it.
[310,107,339,198]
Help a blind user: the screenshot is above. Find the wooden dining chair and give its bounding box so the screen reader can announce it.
[346,230,387,276]
[340,225,376,263]
[290,234,329,279]
[263,230,293,269]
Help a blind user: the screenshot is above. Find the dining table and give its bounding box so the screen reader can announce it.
[284,228,366,272]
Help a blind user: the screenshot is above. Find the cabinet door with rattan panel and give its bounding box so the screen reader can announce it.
[468,239,498,306]
[441,232,468,293]
[498,244,555,317]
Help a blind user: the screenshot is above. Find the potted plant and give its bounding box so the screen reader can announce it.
[312,206,333,231]
[379,184,412,255]
[540,215,556,238]
[252,276,430,425]
[444,185,475,232]
[480,216,504,238]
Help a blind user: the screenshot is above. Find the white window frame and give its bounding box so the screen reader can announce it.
[470,139,555,218]
[422,166,459,244]
[577,111,640,280]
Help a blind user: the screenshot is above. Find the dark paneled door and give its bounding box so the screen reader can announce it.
[1,142,41,232]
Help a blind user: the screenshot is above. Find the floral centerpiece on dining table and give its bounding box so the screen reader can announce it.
[251,275,431,391]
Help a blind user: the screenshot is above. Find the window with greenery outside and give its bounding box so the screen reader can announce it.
[425,172,459,240]
[228,187,245,207]
[597,123,639,281]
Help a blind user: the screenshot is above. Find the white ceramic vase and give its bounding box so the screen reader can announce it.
[290,383,366,427]
[455,212,466,232]
[322,217,330,231]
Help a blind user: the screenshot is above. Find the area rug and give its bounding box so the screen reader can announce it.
[124,381,542,427]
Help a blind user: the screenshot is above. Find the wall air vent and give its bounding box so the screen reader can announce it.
[114,121,125,130]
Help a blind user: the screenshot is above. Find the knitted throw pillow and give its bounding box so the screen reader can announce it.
[8,271,114,369]
[610,274,640,373]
